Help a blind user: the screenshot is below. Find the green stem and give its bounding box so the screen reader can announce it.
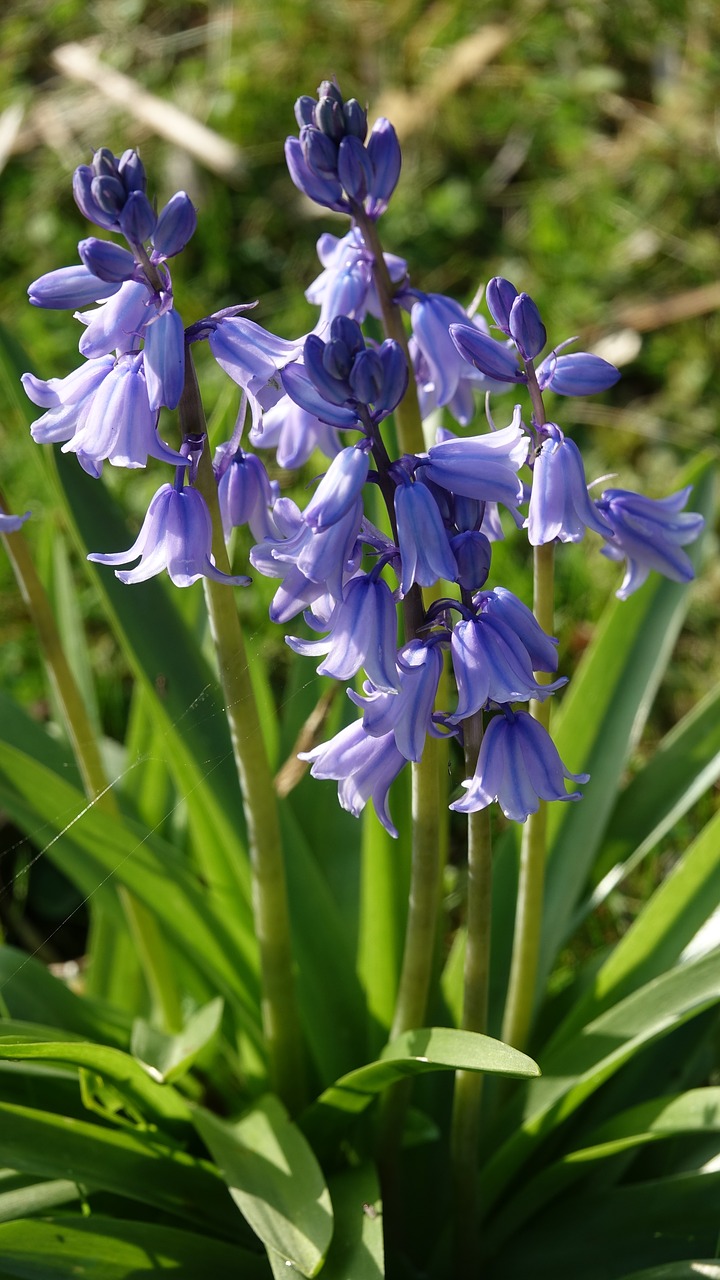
[1,508,183,1032]
[353,206,426,457]
[501,541,555,1051]
[450,710,493,1272]
[180,358,305,1113]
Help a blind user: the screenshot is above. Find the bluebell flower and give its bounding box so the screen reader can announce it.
[303,445,370,530]
[485,281,547,362]
[28,149,196,414]
[410,293,510,421]
[88,472,250,587]
[0,506,30,533]
[306,229,407,328]
[481,586,561,672]
[448,595,566,723]
[299,719,406,837]
[449,323,526,384]
[282,322,407,427]
[23,354,185,477]
[286,569,400,691]
[202,315,306,434]
[349,638,445,762]
[250,494,364,613]
[536,351,621,396]
[286,82,401,219]
[451,281,620,398]
[252,395,342,468]
[526,423,613,545]
[420,409,529,512]
[450,708,589,822]
[393,474,458,594]
[595,486,704,599]
[28,264,123,309]
[214,444,279,541]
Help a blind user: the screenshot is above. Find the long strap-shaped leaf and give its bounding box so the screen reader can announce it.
[481,945,720,1211]
[540,456,715,986]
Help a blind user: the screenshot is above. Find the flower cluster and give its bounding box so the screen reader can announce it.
[21,83,705,836]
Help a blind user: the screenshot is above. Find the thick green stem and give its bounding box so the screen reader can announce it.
[501,541,555,1051]
[451,711,493,1272]
[354,206,426,457]
[180,359,305,1112]
[1,510,183,1031]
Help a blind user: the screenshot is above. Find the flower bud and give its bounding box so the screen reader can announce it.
[343,99,368,141]
[349,347,384,404]
[294,96,317,128]
[508,292,546,361]
[118,149,147,194]
[315,95,345,140]
[485,277,518,331]
[338,134,374,200]
[153,192,197,258]
[366,118,401,218]
[119,190,157,244]
[78,237,136,283]
[91,174,126,217]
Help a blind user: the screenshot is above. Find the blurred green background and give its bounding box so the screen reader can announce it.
[0,0,718,951]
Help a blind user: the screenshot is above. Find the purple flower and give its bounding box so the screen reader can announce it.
[450,323,525,384]
[300,719,406,836]
[252,395,342,468]
[536,351,620,396]
[410,294,509,419]
[526,424,613,545]
[450,708,589,822]
[394,476,458,594]
[206,316,306,434]
[23,355,185,477]
[286,82,401,220]
[287,570,400,691]
[449,597,566,723]
[250,495,363,613]
[306,229,407,328]
[289,320,407,425]
[303,445,370,530]
[595,486,704,599]
[88,475,250,587]
[421,410,529,512]
[28,265,121,309]
[349,638,445,762]
[0,506,30,533]
[214,445,279,541]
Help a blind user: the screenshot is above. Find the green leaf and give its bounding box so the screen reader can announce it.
[547,807,720,1049]
[322,1165,384,1280]
[0,740,263,1048]
[592,681,720,891]
[0,1101,248,1243]
[0,1174,80,1224]
[302,1027,539,1148]
[618,1266,720,1280]
[193,1095,333,1277]
[130,998,224,1084]
[539,457,715,984]
[486,1087,720,1251]
[481,947,720,1211]
[0,947,129,1047]
[0,1039,192,1133]
[499,1169,720,1280]
[50,448,255,925]
[0,1215,268,1278]
[357,779,411,1055]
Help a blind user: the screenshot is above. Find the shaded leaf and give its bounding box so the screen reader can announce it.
[193,1095,333,1277]
[0,1215,268,1278]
